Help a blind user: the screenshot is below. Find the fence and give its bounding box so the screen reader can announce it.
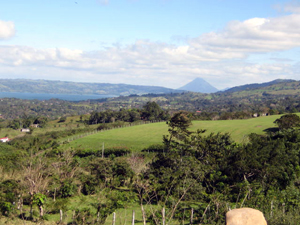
[59,207,195,225]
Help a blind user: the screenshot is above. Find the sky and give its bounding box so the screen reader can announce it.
[1,0,300,90]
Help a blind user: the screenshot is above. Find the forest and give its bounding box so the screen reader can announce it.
[1,100,300,224]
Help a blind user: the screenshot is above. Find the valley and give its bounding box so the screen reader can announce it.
[0,79,300,224]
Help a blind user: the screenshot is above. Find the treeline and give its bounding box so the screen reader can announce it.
[2,84,300,123]
[87,102,170,125]
[1,113,300,224]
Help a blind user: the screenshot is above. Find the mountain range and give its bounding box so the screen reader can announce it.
[0,78,298,96]
[0,79,182,96]
[223,79,296,93]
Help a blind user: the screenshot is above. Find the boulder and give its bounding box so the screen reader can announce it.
[226,207,267,225]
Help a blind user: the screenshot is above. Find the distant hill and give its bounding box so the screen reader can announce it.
[223,79,296,93]
[178,77,218,93]
[0,79,183,96]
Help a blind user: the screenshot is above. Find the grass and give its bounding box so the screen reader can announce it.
[192,114,283,143]
[62,122,169,152]
[62,114,285,152]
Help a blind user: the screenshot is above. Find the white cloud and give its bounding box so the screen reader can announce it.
[0,43,295,89]
[190,14,300,56]
[0,8,300,89]
[0,20,15,40]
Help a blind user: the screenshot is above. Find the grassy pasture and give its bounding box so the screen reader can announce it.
[64,114,284,152]
[193,114,282,143]
[63,123,169,152]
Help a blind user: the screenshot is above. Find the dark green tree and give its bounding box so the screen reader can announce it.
[274,113,300,130]
[141,101,167,121]
[163,111,193,149]
[33,116,48,128]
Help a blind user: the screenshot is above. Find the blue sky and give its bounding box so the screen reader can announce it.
[0,0,300,89]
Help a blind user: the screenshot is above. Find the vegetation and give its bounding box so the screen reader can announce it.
[274,113,300,130]
[2,80,300,123]
[2,88,300,224]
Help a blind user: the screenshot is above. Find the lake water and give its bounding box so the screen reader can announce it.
[0,92,116,101]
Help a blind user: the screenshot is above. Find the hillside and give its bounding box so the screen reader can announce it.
[96,80,300,117]
[223,79,296,93]
[62,114,283,152]
[0,79,183,96]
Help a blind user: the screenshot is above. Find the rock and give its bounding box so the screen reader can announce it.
[226,207,267,225]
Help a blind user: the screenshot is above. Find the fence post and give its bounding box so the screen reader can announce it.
[60,209,63,223]
[112,212,116,225]
[102,142,105,158]
[162,207,165,225]
[190,208,194,224]
[132,210,135,225]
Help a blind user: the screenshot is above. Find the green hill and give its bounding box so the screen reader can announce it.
[62,114,283,152]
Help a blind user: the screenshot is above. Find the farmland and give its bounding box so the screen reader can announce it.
[63,114,283,152]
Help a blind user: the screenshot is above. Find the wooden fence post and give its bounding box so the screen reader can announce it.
[190,208,194,225]
[112,212,116,225]
[132,210,135,225]
[60,209,63,223]
[162,207,165,225]
[102,142,104,158]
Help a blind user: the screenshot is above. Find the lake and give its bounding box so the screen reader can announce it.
[0,92,116,101]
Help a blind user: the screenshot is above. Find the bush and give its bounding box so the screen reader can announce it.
[59,180,77,198]
[75,147,131,158]
[0,201,13,216]
[142,144,166,153]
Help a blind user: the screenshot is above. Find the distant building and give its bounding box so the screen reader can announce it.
[21,128,30,132]
[0,137,10,142]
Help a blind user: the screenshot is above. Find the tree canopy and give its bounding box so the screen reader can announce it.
[274,113,300,130]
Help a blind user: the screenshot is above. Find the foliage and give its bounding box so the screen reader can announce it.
[141,101,169,121]
[142,143,166,153]
[3,104,300,223]
[0,201,13,216]
[58,116,67,123]
[58,179,77,198]
[163,111,193,149]
[274,113,300,130]
[33,193,46,207]
[75,146,131,158]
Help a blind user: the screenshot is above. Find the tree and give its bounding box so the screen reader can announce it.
[141,101,167,121]
[274,113,300,130]
[33,116,48,128]
[163,111,192,150]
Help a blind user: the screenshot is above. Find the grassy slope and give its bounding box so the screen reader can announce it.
[63,114,284,152]
[193,114,282,143]
[63,122,169,152]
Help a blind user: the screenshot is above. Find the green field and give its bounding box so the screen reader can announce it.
[63,114,284,152]
[192,114,283,143]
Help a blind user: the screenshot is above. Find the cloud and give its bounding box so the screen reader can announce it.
[0,43,295,89]
[0,20,15,40]
[0,8,300,89]
[189,14,300,57]
[283,1,300,13]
